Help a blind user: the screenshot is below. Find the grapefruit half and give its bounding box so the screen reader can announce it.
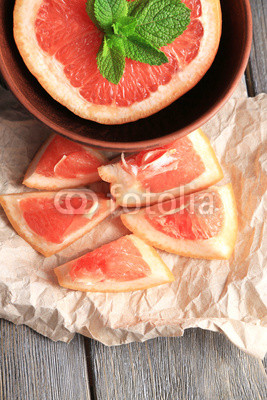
[98,129,223,207]
[121,184,238,260]
[0,191,116,256]
[23,134,108,190]
[14,0,222,124]
[54,234,174,292]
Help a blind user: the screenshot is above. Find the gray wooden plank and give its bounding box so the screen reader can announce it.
[246,0,267,96]
[88,329,267,400]
[0,319,91,400]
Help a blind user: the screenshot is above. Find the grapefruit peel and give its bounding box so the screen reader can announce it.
[54,234,175,292]
[0,191,117,257]
[121,184,238,260]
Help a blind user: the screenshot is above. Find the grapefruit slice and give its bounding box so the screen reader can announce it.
[98,129,223,207]
[54,234,174,292]
[121,184,238,260]
[0,191,116,257]
[23,134,108,190]
[14,0,221,124]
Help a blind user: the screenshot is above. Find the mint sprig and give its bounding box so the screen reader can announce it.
[86,0,191,84]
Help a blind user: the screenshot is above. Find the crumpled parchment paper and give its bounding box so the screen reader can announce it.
[0,83,266,359]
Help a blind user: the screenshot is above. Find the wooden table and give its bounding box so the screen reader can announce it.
[1,1,266,398]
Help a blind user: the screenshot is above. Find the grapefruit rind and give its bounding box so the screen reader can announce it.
[121,184,238,260]
[0,191,117,257]
[23,134,108,190]
[98,129,223,207]
[54,235,175,292]
[13,0,222,124]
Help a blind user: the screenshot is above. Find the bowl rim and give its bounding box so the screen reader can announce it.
[0,0,252,151]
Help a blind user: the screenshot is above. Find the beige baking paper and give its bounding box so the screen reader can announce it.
[0,83,266,359]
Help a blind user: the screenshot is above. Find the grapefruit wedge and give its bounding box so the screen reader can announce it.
[121,184,238,260]
[14,0,221,124]
[99,129,223,207]
[23,134,108,190]
[54,235,174,292]
[0,191,116,257]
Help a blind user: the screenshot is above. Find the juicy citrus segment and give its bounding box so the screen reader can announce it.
[14,0,221,123]
[121,184,238,260]
[54,235,175,292]
[19,196,94,244]
[0,191,117,257]
[98,129,223,207]
[23,134,108,190]
[120,134,206,192]
[145,190,223,240]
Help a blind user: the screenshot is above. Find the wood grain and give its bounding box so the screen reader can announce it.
[0,319,91,400]
[246,0,267,96]
[87,330,267,400]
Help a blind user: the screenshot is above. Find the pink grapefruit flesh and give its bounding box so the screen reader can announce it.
[69,236,150,282]
[145,190,223,240]
[20,195,95,244]
[121,135,206,193]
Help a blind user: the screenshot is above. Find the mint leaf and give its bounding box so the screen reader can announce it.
[131,0,191,47]
[86,0,101,29]
[94,0,128,31]
[97,36,125,84]
[123,34,168,65]
[128,0,148,16]
[112,16,138,36]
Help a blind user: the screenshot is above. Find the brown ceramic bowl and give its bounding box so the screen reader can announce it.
[0,0,252,151]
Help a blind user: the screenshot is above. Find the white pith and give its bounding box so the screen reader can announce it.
[13,0,222,124]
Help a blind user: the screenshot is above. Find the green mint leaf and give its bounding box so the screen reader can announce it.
[86,0,101,29]
[123,34,168,65]
[94,0,128,31]
[112,16,138,36]
[131,0,191,47]
[97,36,125,84]
[128,0,148,16]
